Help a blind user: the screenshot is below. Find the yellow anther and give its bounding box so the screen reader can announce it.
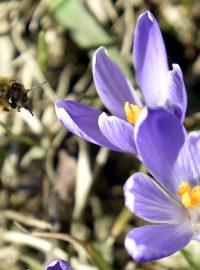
[181,193,193,209]
[178,181,200,209]
[191,186,200,199]
[177,181,191,197]
[124,102,142,125]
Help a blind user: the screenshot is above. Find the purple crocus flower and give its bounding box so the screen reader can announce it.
[55,11,187,155]
[45,259,71,270]
[124,108,200,263]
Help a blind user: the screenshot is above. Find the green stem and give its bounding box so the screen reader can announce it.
[180,249,199,270]
[110,207,132,241]
[84,243,114,270]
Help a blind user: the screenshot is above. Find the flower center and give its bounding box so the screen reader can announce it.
[178,181,200,209]
[124,102,142,124]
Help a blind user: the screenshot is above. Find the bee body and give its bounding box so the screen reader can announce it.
[0,77,31,113]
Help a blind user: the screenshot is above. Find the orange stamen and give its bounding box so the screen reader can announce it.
[177,181,191,196]
[124,102,142,125]
[178,181,200,209]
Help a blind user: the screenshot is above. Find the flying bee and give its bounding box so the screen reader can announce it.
[0,77,46,115]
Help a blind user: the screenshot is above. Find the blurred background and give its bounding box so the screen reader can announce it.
[0,0,200,269]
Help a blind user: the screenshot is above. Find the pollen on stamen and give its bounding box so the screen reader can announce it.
[178,181,200,209]
[124,102,141,125]
[177,181,191,196]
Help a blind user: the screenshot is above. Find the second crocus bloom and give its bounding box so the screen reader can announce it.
[124,108,200,263]
[55,11,187,155]
[46,259,71,270]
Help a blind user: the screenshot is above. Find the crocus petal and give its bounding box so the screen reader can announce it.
[165,100,183,121]
[125,223,193,263]
[124,173,186,223]
[55,100,121,151]
[169,131,200,189]
[185,131,200,183]
[98,113,137,154]
[46,260,71,270]
[135,108,187,195]
[167,64,187,121]
[93,47,142,119]
[134,11,169,105]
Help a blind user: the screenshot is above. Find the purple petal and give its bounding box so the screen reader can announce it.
[168,132,198,189]
[172,132,198,188]
[186,131,200,182]
[124,173,186,223]
[125,223,193,263]
[134,11,169,105]
[46,260,71,270]
[167,64,187,121]
[55,100,121,151]
[135,108,187,195]
[164,100,183,121]
[93,47,142,120]
[98,113,137,154]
